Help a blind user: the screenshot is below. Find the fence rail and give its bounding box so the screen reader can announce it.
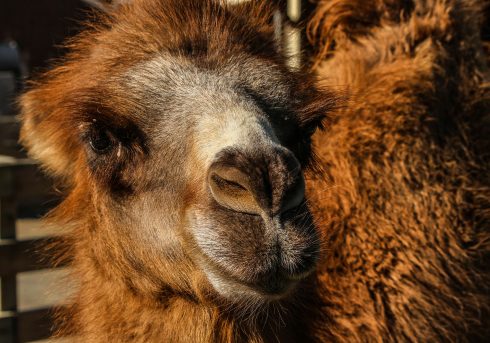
[0,236,65,277]
[1,308,55,343]
[0,117,22,158]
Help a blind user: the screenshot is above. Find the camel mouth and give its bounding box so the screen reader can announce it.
[203,262,307,302]
[189,196,320,302]
[241,277,300,302]
[246,269,311,299]
[198,223,319,303]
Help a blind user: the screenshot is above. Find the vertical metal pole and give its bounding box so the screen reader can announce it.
[285,0,302,70]
[273,10,284,53]
[287,0,301,22]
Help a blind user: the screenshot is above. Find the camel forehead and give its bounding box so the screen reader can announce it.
[119,53,286,165]
[123,54,239,114]
[119,54,250,147]
[122,53,291,114]
[112,53,293,153]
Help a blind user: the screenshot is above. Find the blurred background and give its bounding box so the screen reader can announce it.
[0,1,489,342]
[1,3,93,342]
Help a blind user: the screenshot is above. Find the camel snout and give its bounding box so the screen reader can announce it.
[207,146,305,217]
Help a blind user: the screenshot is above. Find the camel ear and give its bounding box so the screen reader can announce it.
[19,89,80,181]
[83,0,133,12]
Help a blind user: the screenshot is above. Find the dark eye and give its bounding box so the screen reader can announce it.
[304,118,323,136]
[89,127,113,154]
[306,124,318,136]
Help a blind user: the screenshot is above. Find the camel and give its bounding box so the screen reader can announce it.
[19,0,489,341]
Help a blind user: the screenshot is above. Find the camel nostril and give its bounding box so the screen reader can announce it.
[210,173,247,192]
[208,166,262,215]
[267,149,305,215]
[280,174,305,214]
[208,148,306,217]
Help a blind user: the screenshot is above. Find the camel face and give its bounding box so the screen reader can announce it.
[19,1,331,301]
[19,3,342,340]
[80,51,320,301]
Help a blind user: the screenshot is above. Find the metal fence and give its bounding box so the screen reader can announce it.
[0,122,63,342]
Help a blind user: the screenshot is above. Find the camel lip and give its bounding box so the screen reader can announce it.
[246,277,300,301]
[210,261,315,302]
[202,259,310,302]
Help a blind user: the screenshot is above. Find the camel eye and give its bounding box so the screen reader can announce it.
[304,118,323,136]
[89,127,113,154]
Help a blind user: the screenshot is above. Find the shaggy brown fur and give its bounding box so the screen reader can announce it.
[19,0,490,342]
[306,0,490,340]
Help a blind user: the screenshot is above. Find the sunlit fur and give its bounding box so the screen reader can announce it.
[19,0,489,342]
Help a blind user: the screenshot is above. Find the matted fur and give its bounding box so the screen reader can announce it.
[18,0,490,342]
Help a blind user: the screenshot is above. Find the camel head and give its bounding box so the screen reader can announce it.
[20,0,336,305]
